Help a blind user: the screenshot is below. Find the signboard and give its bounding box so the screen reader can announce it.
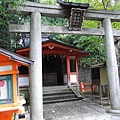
[0,80,7,100]
[69,8,86,31]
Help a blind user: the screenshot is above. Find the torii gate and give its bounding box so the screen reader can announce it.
[9,1,120,120]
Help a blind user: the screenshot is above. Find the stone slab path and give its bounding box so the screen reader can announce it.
[43,98,111,120]
[25,98,120,120]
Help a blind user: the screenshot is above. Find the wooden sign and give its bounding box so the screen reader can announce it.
[69,8,86,31]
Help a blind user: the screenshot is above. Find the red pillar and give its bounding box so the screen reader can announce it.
[76,58,79,84]
[66,54,70,85]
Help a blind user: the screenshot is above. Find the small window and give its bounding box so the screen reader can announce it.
[70,60,76,72]
[18,66,28,75]
[0,75,13,104]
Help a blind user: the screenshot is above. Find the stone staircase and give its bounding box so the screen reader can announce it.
[43,85,83,104]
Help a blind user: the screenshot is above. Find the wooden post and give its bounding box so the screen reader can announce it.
[29,12,43,119]
[66,54,70,85]
[12,64,17,103]
[76,59,78,84]
[103,18,120,113]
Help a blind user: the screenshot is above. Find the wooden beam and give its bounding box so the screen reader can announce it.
[16,48,29,53]
[8,1,120,21]
[9,24,120,37]
[0,61,14,66]
[42,50,67,54]
[42,41,83,52]
[0,70,19,76]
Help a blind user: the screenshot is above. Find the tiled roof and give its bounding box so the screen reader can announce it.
[57,0,89,9]
[0,48,33,65]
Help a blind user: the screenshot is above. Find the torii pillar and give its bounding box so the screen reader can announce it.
[29,12,43,120]
[103,18,120,113]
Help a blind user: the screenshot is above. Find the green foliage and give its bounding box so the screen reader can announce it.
[40,0,57,4]
[73,36,105,67]
[0,0,24,28]
[86,0,109,10]
[0,0,24,51]
[110,1,120,10]
[83,20,100,28]
[42,17,68,26]
[112,22,120,30]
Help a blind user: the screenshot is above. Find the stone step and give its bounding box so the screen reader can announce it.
[43,90,73,96]
[43,85,69,91]
[43,88,71,93]
[43,85,81,104]
[43,97,80,104]
[43,94,76,101]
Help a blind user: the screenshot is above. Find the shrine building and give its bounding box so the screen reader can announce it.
[16,37,89,87]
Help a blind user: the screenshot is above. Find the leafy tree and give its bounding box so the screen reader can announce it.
[0,0,24,51]
[73,36,105,67]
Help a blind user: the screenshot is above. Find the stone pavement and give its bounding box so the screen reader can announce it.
[25,98,120,120]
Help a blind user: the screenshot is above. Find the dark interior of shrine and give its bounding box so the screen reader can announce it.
[42,55,63,86]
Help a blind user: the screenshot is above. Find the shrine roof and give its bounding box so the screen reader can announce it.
[15,37,89,58]
[57,0,89,9]
[0,48,33,65]
[16,38,89,53]
[42,39,85,51]
[91,63,106,68]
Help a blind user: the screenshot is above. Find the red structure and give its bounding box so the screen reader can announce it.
[16,39,89,86]
[0,48,33,120]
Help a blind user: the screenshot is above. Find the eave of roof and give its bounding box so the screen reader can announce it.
[91,63,106,68]
[57,0,89,9]
[42,39,85,51]
[0,48,34,65]
[16,39,89,55]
